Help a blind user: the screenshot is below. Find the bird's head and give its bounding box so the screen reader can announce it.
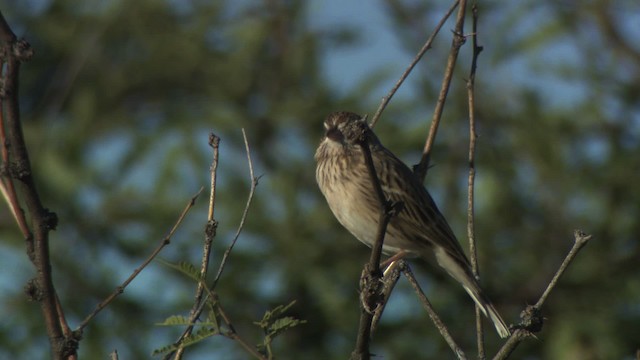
[321,111,378,148]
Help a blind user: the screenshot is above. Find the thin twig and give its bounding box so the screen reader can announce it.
[173,133,221,360]
[414,0,469,181]
[535,230,592,308]
[370,0,460,128]
[207,133,220,222]
[167,131,260,360]
[210,129,259,291]
[350,119,398,360]
[466,1,485,357]
[492,230,592,360]
[402,263,467,360]
[76,188,204,332]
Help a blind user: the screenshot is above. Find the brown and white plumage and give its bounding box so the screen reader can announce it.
[315,111,510,338]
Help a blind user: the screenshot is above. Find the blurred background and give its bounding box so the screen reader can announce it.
[1,0,639,359]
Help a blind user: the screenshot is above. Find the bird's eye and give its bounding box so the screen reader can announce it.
[326,127,343,142]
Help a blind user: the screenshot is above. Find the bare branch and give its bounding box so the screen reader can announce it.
[370,0,460,128]
[465,1,486,356]
[493,230,592,360]
[173,133,221,360]
[414,0,469,181]
[0,11,69,359]
[535,230,592,308]
[207,133,221,222]
[402,262,467,360]
[76,188,204,333]
[167,130,259,359]
[210,129,259,291]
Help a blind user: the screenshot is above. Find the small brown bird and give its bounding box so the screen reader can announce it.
[315,111,510,338]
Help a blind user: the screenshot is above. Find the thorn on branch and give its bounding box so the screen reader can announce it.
[24,278,41,301]
[205,219,218,238]
[41,209,58,231]
[254,174,263,186]
[13,39,34,62]
[11,161,31,180]
[516,305,543,334]
[451,29,467,46]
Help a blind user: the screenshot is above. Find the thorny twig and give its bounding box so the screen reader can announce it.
[167,130,261,360]
[210,129,260,291]
[414,0,469,181]
[370,0,460,128]
[465,1,486,357]
[172,133,221,360]
[493,230,592,360]
[402,262,467,360]
[76,188,204,333]
[0,12,71,359]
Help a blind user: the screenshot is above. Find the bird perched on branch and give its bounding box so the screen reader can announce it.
[315,111,510,338]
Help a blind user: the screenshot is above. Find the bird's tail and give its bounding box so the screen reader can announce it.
[469,289,511,339]
[461,281,511,338]
[434,248,510,338]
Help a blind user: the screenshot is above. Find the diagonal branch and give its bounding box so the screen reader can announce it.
[370,0,460,128]
[414,0,469,182]
[493,230,592,360]
[402,262,467,360]
[76,188,203,333]
[210,129,259,291]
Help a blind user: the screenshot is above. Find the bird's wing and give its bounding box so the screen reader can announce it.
[375,146,473,269]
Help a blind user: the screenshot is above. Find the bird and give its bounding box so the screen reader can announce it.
[314,111,510,338]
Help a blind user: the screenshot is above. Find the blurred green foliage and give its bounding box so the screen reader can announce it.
[0,0,638,359]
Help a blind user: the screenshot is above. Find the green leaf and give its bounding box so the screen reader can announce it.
[155,315,193,326]
[151,327,218,355]
[158,259,203,282]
